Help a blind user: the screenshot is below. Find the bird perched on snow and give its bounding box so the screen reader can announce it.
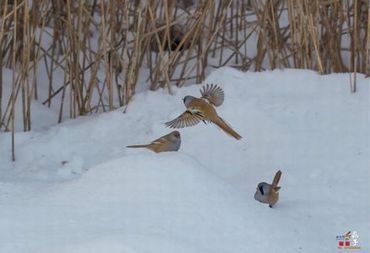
[165,84,242,140]
[254,170,282,208]
[126,131,181,153]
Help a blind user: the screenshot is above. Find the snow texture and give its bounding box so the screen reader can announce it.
[0,67,369,252]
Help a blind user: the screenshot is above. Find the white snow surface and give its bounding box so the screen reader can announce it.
[0,67,369,252]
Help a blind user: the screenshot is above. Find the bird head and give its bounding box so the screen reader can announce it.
[256,182,272,196]
[182,96,195,107]
[169,131,181,150]
[171,131,181,139]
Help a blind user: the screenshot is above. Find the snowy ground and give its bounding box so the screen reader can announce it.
[0,67,369,252]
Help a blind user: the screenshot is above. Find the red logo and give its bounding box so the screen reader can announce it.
[338,231,351,247]
[338,241,350,247]
[336,231,360,250]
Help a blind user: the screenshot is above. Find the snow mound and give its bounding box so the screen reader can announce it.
[0,68,369,252]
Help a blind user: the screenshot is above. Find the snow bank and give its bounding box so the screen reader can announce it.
[0,68,369,252]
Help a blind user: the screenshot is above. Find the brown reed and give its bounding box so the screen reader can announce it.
[0,0,369,160]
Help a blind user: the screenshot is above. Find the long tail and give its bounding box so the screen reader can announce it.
[126,144,149,149]
[272,170,282,187]
[213,116,242,140]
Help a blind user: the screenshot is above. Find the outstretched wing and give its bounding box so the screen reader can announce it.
[200,83,224,107]
[165,111,203,128]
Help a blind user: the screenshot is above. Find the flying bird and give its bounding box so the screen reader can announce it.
[165,84,242,140]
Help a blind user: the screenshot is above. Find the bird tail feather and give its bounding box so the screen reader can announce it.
[214,116,242,140]
[126,144,149,149]
[272,170,282,188]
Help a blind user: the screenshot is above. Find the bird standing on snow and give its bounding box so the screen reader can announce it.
[165,84,242,140]
[126,131,181,153]
[254,170,282,208]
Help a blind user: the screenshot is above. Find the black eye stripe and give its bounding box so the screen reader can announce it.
[259,185,264,195]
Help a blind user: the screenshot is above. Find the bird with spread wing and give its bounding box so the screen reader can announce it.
[165,84,242,140]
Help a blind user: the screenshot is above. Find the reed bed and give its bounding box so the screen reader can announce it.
[0,0,369,160]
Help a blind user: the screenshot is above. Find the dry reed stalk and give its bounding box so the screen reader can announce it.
[0,0,369,160]
[366,4,370,76]
[0,2,9,130]
[350,0,358,92]
[11,0,19,161]
[147,2,173,92]
[21,0,31,131]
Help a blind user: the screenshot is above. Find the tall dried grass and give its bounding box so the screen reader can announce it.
[0,0,369,160]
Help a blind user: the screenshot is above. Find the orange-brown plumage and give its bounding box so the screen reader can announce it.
[165,84,242,140]
[126,131,181,153]
[254,170,282,208]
